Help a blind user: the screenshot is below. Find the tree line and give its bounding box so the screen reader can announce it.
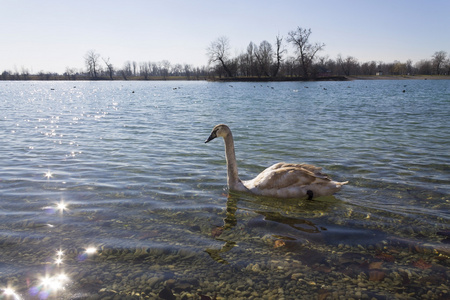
[207,27,449,79]
[1,26,449,81]
[0,55,210,81]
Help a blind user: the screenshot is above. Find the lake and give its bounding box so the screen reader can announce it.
[0,80,449,299]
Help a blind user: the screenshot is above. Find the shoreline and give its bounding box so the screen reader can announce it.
[347,75,450,80]
[1,75,449,82]
[212,75,450,82]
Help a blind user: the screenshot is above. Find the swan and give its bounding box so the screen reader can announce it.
[205,124,348,199]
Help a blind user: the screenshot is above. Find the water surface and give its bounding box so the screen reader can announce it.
[0,80,449,299]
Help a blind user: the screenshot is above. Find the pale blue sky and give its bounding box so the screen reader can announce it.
[1,0,449,74]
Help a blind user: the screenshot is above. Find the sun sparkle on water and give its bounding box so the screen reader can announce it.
[54,257,63,265]
[85,247,97,255]
[56,201,67,212]
[2,287,21,300]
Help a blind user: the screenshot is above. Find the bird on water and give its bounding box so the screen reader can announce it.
[205,124,348,199]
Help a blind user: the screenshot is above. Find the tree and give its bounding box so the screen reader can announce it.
[160,60,171,79]
[84,50,101,79]
[406,59,413,75]
[254,40,273,77]
[391,60,407,75]
[122,61,132,79]
[272,34,285,77]
[132,61,138,76]
[241,42,257,76]
[20,66,30,80]
[432,51,447,75]
[287,27,325,78]
[184,64,192,79]
[415,59,432,75]
[337,55,358,76]
[361,61,377,75]
[444,58,450,75]
[103,57,114,80]
[140,62,150,80]
[207,36,233,77]
[64,67,77,80]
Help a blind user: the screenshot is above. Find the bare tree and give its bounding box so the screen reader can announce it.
[337,55,358,76]
[254,40,273,77]
[445,58,450,75]
[415,59,432,75]
[272,34,285,77]
[432,51,447,75]
[132,61,138,77]
[103,57,114,80]
[140,62,150,80]
[391,60,407,75]
[406,59,413,75]
[123,61,132,77]
[84,50,101,79]
[184,64,192,79]
[207,36,233,77]
[172,64,183,76]
[64,67,77,80]
[246,42,257,76]
[361,61,377,75]
[287,27,325,78]
[20,66,30,80]
[160,60,171,79]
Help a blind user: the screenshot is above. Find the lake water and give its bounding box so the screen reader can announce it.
[0,80,448,299]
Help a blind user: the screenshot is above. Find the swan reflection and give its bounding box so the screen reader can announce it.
[205,194,334,264]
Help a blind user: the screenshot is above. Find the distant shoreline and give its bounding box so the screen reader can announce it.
[1,75,449,82]
[347,75,450,80]
[212,75,450,82]
[209,76,350,82]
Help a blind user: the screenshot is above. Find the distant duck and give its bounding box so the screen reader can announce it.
[205,124,348,199]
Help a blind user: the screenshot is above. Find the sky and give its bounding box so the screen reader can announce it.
[1,0,449,74]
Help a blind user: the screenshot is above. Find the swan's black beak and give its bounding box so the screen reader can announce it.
[205,131,217,143]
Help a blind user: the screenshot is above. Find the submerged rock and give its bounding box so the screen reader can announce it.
[159,287,176,300]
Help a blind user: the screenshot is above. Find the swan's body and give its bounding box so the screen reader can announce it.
[205,124,348,199]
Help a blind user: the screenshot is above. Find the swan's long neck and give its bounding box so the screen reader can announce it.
[223,132,243,190]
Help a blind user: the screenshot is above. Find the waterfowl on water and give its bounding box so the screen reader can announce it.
[205,124,348,199]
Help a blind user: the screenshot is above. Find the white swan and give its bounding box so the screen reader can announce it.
[205,124,348,199]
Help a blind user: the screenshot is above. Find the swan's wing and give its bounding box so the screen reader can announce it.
[264,163,331,179]
[250,163,332,191]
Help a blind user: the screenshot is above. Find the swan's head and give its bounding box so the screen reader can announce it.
[205,124,230,143]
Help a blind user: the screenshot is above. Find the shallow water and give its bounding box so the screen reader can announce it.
[0,80,449,299]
